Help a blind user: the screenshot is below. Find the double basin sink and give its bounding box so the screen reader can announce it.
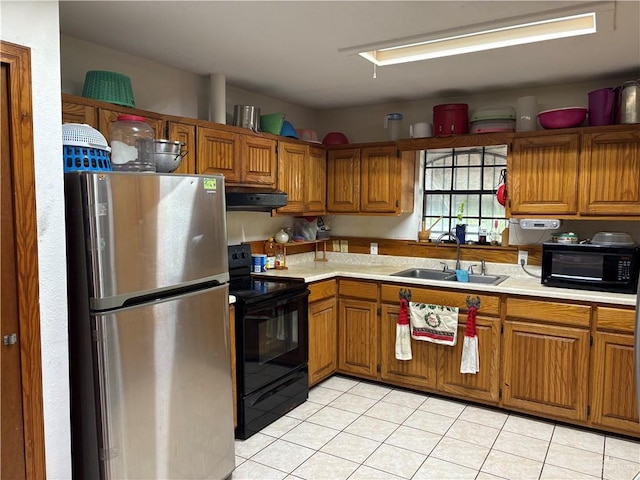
[391,268,508,286]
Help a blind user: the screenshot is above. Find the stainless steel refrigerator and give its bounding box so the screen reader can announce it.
[65,172,234,480]
[635,273,640,480]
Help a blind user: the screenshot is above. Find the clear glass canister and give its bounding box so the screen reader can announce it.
[385,113,403,141]
[109,115,155,172]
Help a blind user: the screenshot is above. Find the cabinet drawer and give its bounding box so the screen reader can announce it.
[339,280,377,300]
[506,298,590,327]
[595,306,636,333]
[309,279,337,303]
[380,284,499,316]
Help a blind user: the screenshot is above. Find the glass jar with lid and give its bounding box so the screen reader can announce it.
[109,115,155,172]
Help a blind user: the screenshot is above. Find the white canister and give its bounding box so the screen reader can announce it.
[410,122,433,138]
[385,113,403,140]
[516,96,538,132]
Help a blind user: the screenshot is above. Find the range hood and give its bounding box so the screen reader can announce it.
[225,186,288,212]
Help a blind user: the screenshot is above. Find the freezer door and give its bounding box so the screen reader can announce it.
[67,172,228,310]
[92,284,234,480]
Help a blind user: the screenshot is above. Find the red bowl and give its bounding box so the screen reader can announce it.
[322,131,349,145]
[538,107,587,129]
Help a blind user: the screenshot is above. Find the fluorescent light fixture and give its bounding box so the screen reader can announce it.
[358,12,597,66]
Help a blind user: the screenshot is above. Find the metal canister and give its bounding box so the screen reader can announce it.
[615,80,640,124]
[232,105,261,131]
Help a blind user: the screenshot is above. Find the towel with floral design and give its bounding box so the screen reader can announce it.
[409,302,459,346]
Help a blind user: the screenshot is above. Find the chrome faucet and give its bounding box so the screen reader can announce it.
[435,232,461,271]
[480,259,486,275]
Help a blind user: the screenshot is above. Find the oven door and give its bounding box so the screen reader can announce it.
[237,288,309,396]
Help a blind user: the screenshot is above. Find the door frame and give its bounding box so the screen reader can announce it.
[1,40,46,479]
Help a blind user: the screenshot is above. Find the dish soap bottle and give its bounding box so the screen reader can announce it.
[264,237,277,270]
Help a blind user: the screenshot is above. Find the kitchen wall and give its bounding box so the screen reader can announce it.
[60,35,639,246]
[1,1,71,478]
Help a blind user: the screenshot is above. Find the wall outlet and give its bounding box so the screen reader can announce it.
[340,240,349,253]
[370,242,378,255]
[518,250,528,266]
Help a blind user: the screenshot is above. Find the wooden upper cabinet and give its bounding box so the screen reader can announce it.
[579,129,640,216]
[277,141,307,213]
[509,133,580,216]
[360,146,400,213]
[62,99,97,127]
[305,146,327,214]
[239,135,277,187]
[167,121,196,174]
[327,148,361,213]
[98,108,165,144]
[197,127,239,180]
[277,142,326,215]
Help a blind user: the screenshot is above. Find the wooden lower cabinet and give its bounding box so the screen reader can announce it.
[437,314,501,403]
[380,304,437,389]
[591,331,639,435]
[308,280,338,386]
[502,320,590,422]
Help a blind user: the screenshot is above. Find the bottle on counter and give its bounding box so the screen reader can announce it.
[275,246,285,270]
[264,237,277,270]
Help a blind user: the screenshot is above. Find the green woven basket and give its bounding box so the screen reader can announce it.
[82,70,135,108]
[260,113,285,135]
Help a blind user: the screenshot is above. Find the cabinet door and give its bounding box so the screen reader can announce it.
[509,134,580,215]
[591,331,640,435]
[62,100,97,127]
[308,297,338,386]
[196,127,240,180]
[502,320,590,421]
[98,108,165,144]
[167,121,196,174]
[240,135,276,187]
[437,314,500,404]
[380,305,437,389]
[580,129,640,216]
[277,141,307,213]
[338,298,378,379]
[360,146,399,213]
[305,146,327,214]
[327,149,360,213]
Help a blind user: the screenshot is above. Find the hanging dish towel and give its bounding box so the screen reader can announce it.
[460,296,480,374]
[395,290,412,360]
[409,302,458,346]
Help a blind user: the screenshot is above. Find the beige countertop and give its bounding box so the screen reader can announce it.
[253,252,637,307]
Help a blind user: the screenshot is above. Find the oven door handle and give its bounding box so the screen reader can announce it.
[244,288,309,312]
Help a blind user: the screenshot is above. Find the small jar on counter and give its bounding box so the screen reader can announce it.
[109,115,155,172]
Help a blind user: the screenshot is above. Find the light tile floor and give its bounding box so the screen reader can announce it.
[232,375,640,480]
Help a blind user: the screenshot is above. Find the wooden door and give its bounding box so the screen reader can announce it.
[437,315,500,404]
[591,331,640,435]
[327,148,360,213]
[276,141,307,213]
[308,297,338,386]
[509,134,580,215]
[338,298,378,378]
[167,121,196,174]
[502,320,590,421]
[196,126,240,179]
[579,129,640,216]
[379,305,437,389]
[1,41,45,480]
[305,146,327,214]
[239,135,276,187]
[360,146,399,213]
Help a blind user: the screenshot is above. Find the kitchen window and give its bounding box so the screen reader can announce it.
[421,145,508,243]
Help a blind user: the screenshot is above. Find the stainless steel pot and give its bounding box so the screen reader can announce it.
[614,80,640,124]
[232,105,261,131]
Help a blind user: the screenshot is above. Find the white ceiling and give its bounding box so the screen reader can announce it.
[58,1,640,110]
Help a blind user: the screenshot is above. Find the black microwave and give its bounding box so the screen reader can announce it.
[541,242,640,294]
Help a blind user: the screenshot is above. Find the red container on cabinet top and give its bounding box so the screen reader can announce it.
[433,103,469,136]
